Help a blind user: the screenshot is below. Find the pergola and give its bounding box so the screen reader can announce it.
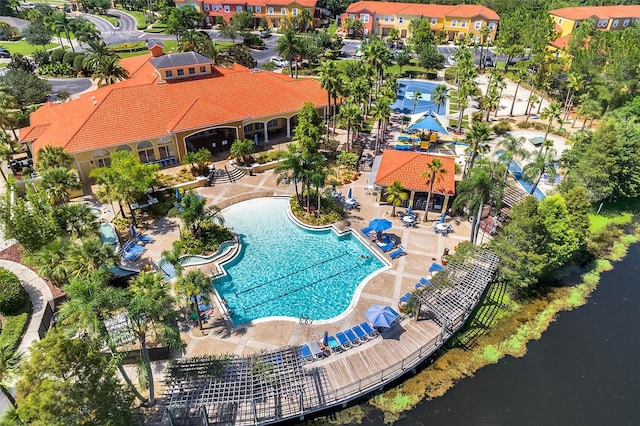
[163,347,333,425]
[415,250,500,338]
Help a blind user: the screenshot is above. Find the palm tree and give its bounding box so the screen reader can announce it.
[177,29,207,52]
[93,56,129,87]
[577,99,601,130]
[318,61,339,142]
[199,40,232,66]
[276,28,301,78]
[497,135,529,184]
[539,102,562,153]
[39,167,81,205]
[176,269,211,330]
[456,80,476,133]
[64,237,118,279]
[58,268,146,404]
[463,121,491,178]
[82,40,116,72]
[478,26,491,69]
[384,180,408,217]
[432,84,448,115]
[36,145,72,173]
[178,191,224,238]
[229,138,255,165]
[24,237,69,286]
[72,17,100,49]
[363,38,392,96]
[161,241,184,278]
[51,10,75,52]
[563,73,581,122]
[525,94,539,121]
[310,165,326,216]
[369,97,391,153]
[422,158,447,222]
[336,101,360,151]
[452,159,501,244]
[522,147,557,195]
[482,87,500,121]
[275,144,304,206]
[411,90,422,114]
[53,202,99,239]
[127,272,182,405]
[492,73,507,118]
[0,91,20,142]
[509,64,528,117]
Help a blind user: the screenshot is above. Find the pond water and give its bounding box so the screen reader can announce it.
[313,244,640,425]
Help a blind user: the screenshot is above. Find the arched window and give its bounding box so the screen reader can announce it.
[137,141,155,163]
[92,149,111,168]
[115,145,132,152]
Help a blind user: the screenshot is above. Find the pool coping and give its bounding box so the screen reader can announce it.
[210,196,392,330]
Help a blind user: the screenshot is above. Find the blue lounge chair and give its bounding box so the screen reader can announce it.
[360,226,374,238]
[297,344,313,363]
[360,321,379,338]
[134,231,154,244]
[344,329,361,346]
[351,325,369,341]
[400,292,412,302]
[420,277,431,286]
[335,331,352,349]
[326,335,342,352]
[389,246,405,259]
[308,341,326,359]
[429,262,445,273]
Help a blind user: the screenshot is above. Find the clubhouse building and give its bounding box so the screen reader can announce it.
[20,43,328,182]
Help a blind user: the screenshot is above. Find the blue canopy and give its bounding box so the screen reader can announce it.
[365,305,400,329]
[368,218,392,232]
[408,112,448,134]
[347,187,353,199]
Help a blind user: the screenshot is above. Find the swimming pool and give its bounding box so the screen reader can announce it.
[99,223,118,246]
[392,79,447,115]
[157,241,236,280]
[508,161,545,200]
[215,198,385,324]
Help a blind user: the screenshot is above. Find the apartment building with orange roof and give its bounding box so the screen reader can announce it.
[550,5,640,39]
[340,1,499,42]
[175,0,320,29]
[20,43,328,183]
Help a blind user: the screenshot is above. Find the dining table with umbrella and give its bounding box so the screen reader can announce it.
[368,218,392,233]
[365,304,400,330]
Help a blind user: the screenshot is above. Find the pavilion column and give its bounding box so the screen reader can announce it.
[443,195,451,212]
[409,191,415,208]
[286,118,291,138]
[263,125,269,143]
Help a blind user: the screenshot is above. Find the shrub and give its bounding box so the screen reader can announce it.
[0,268,28,316]
[517,121,532,129]
[72,54,86,74]
[37,62,76,77]
[179,222,233,255]
[471,111,484,123]
[444,67,456,83]
[289,196,344,226]
[493,120,512,135]
[426,69,438,80]
[32,50,50,66]
[0,312,29,352]
[50,48,65,64]
[242,33,264,48]
[62,51,78,65]
[533,123,545,131]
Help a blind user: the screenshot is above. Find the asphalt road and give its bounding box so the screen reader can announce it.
[48,78,93,101]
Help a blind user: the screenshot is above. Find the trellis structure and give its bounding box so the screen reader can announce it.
[163,347,332,425]
[415,250,500,338]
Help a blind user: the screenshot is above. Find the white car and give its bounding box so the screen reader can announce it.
[270,57,289,67]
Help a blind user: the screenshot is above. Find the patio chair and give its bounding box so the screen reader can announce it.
[335,331,352,349]
[351,325,369,342]
[360,321,379,338]
[360,226,374,238]
[326,335,343,353]
[419,277,431,286]
[344,329,361,346]
[399,292,412,303]
[297,344,314,363]
[389,245,405,259]
[377,236,396,252]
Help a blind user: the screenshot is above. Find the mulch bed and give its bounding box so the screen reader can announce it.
[0,244,66,300]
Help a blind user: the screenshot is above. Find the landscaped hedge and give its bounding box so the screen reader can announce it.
[0,267,28,316]
[50,48,66,64]
[493,120,512,135]
[0,311,29,352]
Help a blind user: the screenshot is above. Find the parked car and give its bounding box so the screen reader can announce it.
[0,48,11,59]
[260,30,272,38]
[270,56,289,67]
[484,56,494,67]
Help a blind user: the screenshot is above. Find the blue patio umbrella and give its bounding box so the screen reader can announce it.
[368,218,392,232]
[322,331,328,347]
[439,212,446,223]
[407,111,448,135]
[175,187,181,200]
[365,305,400,329]
[347,187,353,199]
[407,206,413,217]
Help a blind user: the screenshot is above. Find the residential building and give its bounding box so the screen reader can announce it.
[19,42,328,183]
[550,5,640,50]
[175,0,319,29]
[374,151,456,213]
[340,2,499,42]
[0,16,30,40]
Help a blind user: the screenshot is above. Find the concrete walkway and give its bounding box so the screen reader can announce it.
[0,260,54,355]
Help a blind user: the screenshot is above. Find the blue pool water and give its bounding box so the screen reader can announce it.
[508,161,545,200]
[392,79,446,115]
[215,198,385,324]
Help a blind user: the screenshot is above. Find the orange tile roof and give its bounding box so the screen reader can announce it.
[375,151,456,195]
[551,34,571,50]
[550,5,640,20]
[24,55,328,155]
[345,2,499,20]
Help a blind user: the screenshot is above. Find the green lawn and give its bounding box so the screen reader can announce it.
[588,197,640,234]
[115,40,178,58]
[386,64,426,76]
[98,14,120,27]
[115,7,148,30]
[0,41,59,55]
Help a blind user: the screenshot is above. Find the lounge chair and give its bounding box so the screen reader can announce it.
[400,292,412,302]
[428,262,445,273]
[360,226,374,238]
[326,335,342,352]
[389,246,405,259]
[419,277,431,286]
[335,331,352,349]
[344,329,361,346]
[308,341,325,359]
[376,235,396,252]
[351,325,369,342]
[360,322,379,338]
[134,230,154,244]
[297,344,314,363]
